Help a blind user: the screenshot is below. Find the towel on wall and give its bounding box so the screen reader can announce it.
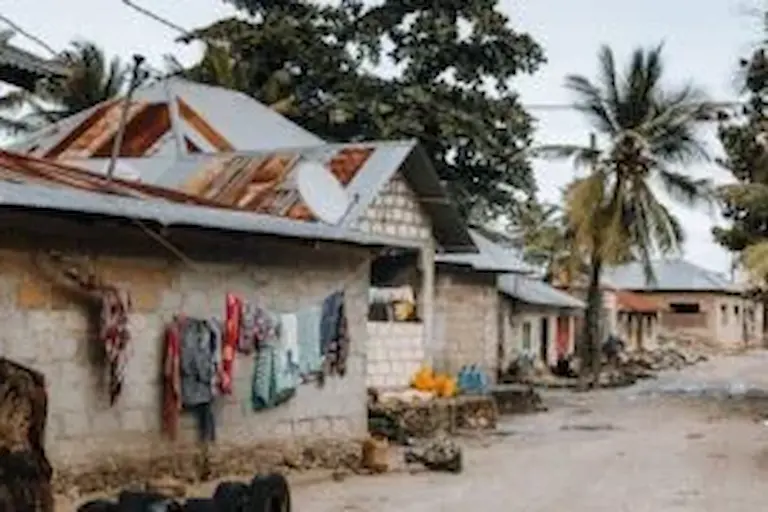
[296,304,323,380]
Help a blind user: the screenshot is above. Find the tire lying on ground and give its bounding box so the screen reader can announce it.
[212,481,252,511]
[76,499,118,511]
[117,490,181,511]
[251,473,291,512]
[181,498,217,511]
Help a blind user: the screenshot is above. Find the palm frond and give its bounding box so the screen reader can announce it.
[564,74,618,134]
[656,167,714,207]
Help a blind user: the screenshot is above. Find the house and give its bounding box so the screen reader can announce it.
[497,274,585,371]
[0,83,477,481]
[0,34,67,89]
[431,229,533,382]
[8,77,481,394]
[602,259,764,348]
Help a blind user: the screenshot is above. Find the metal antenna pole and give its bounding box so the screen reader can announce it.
[106,54,146,186]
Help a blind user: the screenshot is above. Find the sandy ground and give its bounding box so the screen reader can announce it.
[291,351,768,512]
[62,351,768,511]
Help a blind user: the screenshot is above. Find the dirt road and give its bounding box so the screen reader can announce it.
[293,351,768,512]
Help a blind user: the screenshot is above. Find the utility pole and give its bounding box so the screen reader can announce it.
[105,54,147,186]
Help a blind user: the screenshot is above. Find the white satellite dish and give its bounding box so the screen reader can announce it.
[295,160,351,225]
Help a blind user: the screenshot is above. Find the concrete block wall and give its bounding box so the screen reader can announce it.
[356,173,432,242]
[0,237,370,470]
[366,321,425,389]
[433,268,499,380]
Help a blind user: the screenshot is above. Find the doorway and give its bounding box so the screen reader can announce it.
[540,317,550,365]
[556,316,569,358]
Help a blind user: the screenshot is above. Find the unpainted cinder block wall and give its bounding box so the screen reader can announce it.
[0,229,370,470]
[433,267,499,380]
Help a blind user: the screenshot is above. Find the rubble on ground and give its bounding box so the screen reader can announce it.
[505,334,714,389]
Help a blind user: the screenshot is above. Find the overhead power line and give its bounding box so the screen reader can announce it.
[523,100,746,111]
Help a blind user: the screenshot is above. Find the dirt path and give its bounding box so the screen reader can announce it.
[292,353,768,512]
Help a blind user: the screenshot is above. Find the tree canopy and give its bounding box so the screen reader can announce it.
[170,0,545,219]
[714,36,768,285]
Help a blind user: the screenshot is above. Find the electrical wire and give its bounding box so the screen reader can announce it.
[0,14,58,56]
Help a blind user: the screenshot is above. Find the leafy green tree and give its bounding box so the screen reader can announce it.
[540,44,713,384]
[172,0,545,219]
[714,37,768,287]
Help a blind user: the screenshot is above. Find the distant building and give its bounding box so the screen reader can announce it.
[602,259,764,349]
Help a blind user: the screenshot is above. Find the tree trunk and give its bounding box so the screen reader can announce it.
[579,253,603,389]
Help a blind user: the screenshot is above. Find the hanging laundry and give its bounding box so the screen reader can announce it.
[206,318,223,395]
[239,301,278,354]
[251,343,275,411]
[321,290,350,377]
[99,287,131,406]
[251,314,300,411]
[162,321,182,440]
[221,293,241,395]
[296,304,323,382]
[163,316,220,442]
[274,313,301,404]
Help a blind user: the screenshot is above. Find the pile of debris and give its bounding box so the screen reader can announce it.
[620,337,709,373]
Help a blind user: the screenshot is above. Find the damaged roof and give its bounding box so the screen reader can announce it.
[5,78,475,252]
[8,77,322,157]
[54,141,475,252]
[498,273,585,309]
[0,40,67,89]
[0,147,473,251]
[0,174,430,249]
[435,229,533,272]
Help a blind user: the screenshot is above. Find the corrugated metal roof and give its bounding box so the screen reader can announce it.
[7,77,322,157]
[0,42,67,88]
[602,259,741,293]
[0,179,426,248]
[54,141,476,252]
[435,229,533,272]
[498,273,585,309]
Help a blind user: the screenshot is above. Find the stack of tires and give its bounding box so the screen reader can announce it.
[77,473,291,511]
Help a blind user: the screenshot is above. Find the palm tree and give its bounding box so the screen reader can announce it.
[513,202,584,284]
[0,40,125,132]
[539,44,713,385]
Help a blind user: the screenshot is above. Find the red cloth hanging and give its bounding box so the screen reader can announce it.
[220,293,241,394]
[162,319,182,439]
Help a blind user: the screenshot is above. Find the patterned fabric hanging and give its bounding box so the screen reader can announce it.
[220,293,241,394]
[99,287,131,406]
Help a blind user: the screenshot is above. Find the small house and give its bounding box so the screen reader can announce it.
[602,259,764,349]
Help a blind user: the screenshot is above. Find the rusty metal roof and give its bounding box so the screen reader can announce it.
[615,290,658,313]
[9,77,322,157]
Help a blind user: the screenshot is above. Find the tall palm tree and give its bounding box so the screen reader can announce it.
[539,44,713,385]
[0,40,125,132]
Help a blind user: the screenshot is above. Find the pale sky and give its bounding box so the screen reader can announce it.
[1,0,762,273]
